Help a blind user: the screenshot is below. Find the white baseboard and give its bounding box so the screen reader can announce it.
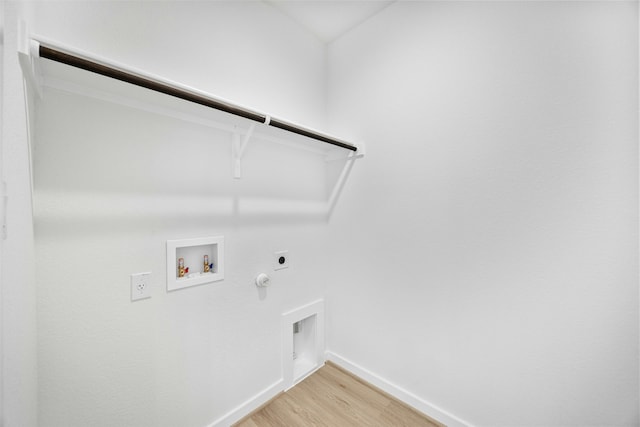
[207,352,474,427]
[325,351,474,427]
[208,378,283,427]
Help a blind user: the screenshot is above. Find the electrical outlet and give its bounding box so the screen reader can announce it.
[274,250,290,270]
[131,272,151,301]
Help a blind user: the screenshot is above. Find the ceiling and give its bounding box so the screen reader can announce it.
[266,0,395,43]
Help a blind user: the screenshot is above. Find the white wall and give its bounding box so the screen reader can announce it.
[30,2,332,426]
[1,3,4,421]
[31,0,326,130]
[326,2,639,426]
[2,1,38,426]
[10,1,639,427]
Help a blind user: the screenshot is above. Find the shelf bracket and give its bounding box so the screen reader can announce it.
[232,122,257,179]
[326,151,359,219]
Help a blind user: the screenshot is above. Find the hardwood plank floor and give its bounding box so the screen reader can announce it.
[234,362,444,427]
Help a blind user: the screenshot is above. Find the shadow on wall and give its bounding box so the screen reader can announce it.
[32,84,356,235]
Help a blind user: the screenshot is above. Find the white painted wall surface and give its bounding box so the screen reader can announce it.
[1,4,4,422]
[32,0,327,131]
[326,2,638,426]
[2,1,38,426]
[11,1,639,426]
[30,2,331,426]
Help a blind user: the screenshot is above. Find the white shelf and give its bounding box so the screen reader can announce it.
[22,36,364,160]
[18,33,364,218]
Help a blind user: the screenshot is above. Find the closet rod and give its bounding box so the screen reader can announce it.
[38,44,358,152]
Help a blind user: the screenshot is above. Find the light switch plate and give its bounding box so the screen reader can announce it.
[274,250,290,270]
[131,272,151,301]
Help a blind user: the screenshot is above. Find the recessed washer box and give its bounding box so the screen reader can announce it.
[167,236,224,291]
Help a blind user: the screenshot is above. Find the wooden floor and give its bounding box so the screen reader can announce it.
[234,362,444,427]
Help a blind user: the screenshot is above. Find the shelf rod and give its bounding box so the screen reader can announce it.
[37,43,358,152]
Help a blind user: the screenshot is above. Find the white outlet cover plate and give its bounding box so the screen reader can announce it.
[274,250,290,270]
[131,272,151,301]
